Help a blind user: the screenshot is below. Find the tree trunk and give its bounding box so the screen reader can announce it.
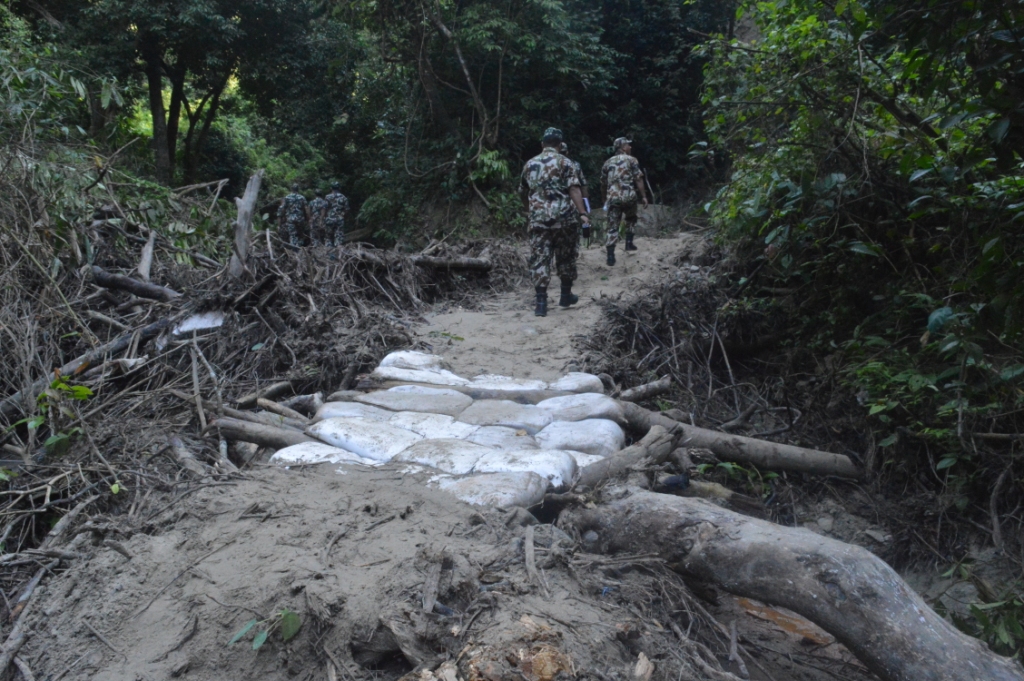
[165,66,186,180]
[203,417,316,450]
[91,266,182,303]
[563,488,1024,681]
[576,426,679,488]
[140,35,171,185]
[228,171,264,279]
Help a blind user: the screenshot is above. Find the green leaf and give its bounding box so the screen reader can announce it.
[229,619,257,645]
[834,0,848,16]
[69,385,94,401]
[928,307,954,333]
[110,483,120,495]
[849,241,879,256]
[850,1,866,23]
[280,610,301,642]
[936,456,958,470]
[252,629,269,650]
[868,403,888,415]
[878,434,898,447]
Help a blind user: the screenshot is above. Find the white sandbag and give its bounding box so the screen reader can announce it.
[270,442,378,467]
[394,438,494,475]
[356,389,472,417]
[314,401,392,423]
[457,400,553,434]
[466,426,539,450]
[307,417,422,462]
[371,366,470,386]
[379,350,447,371]
[388,412,479,439]
[473,449,578,489]
[536,393,625,425]
[564,450,605,468]
[387,385,466,398]
[469,374,549,391]
[535,419,626,458]
[549,372,605,394]
[435,472,547,509]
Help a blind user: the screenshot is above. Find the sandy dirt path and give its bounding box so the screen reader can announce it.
[413,232,705,381]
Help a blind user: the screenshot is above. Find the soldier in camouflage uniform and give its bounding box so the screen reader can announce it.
[560,142,591,246]
[324,182,350,247]
[278,183,310,248]
[519,128,591,317]
[308,190,328,246]
[601,137,648,265]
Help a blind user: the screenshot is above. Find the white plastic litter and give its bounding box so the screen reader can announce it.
[564,451,605,468]
[457,400,553,434]
[466,426,539,450]
[469,374,549,392]
[473,449,578,489]
[307,417,422,462]
[356,389,473,417]
[549,372,605,394]
[371,366,470,386]
[171,311,225,336]
[535,419,626,458]
[270,442,378,467]
[536,393,625,425]
[379,350,447,371]
[394,438,494,475]
[314,401,392,423]
[435,472,548,508]
[388,412,479,440]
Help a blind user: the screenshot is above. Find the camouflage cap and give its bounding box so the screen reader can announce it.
[332,181,341,190]
[614,137,632,150]
[291,182,300,191]
[542,127,564,142]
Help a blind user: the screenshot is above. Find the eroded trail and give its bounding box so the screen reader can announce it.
[417,232,708,380]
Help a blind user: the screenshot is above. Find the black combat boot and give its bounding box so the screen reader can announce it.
[625,233,638,251]
[606,245,616,266]
[534,287,548,317]
[558,278,578,308]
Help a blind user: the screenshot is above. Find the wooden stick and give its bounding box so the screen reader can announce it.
[203,417,316,450]
[619,376,673,403]
[228,170,264,279]
[410,255,492,271]
[576,426,679,489]
[169,437,208,478]
[138,231,156,282]
[90,266,181,302]
[236,381,294,408]
[257,398,309,423]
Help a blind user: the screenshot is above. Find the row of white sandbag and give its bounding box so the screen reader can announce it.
[372,350,605,393]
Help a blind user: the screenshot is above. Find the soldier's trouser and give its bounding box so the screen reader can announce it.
[325,218,345,247]
[309,220,326,246]
[282,219,307,248]
[528,223,578,289]
[605,201,638,247]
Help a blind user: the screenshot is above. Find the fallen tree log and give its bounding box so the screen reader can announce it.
[562,487,1024,681]
[616,404,859,478]
[91,266,182,302]
[228,170,263,279]
[203,417,316,450]
[576,426,679,489]
[236,381,294,408]
[169,436,208,478]
[618,376,672,403]
[410,255,492,271]
[169,390,305,431]
[257,397,309,423]
[0,318,172,421]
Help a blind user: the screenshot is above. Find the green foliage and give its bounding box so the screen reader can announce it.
[228,609,302,651]
[700,0,1024,496]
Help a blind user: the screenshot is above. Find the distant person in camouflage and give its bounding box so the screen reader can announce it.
[601,137,648,265]
[324,182,350,247]
[308,190,328,246]
[519,128,590,317]
[278,183,310,248]
[560,142,590,247]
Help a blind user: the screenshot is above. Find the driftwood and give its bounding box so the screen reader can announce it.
[410,255,492,271]
[652,412,859,478]
[90,266,181,302]
[204,417,316,450]
[138,231,156,282]
[236,381,294,408]
[576,426,679,489]
[170,390,304,431]
[618,376,672,403]
[228,170,264,279]
[0,318,172,421]
[563,488,1024,681]
[257,398,309,423]
[279,392,324,417]
[169,437,208,477]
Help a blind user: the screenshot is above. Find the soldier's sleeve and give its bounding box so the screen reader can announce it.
[631,157,644,181]
[564,159,580,189]
[601,160,611,190]
[518,166,530,198]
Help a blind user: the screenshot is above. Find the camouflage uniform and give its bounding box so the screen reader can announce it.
[308,195,328,246]
[279,192,309,247]
[563,149,588,246]
[519,146,581,289]
[602,152,643,247]
[324,190,350,247]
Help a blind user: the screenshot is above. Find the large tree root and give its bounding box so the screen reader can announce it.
[562,487,1024,681]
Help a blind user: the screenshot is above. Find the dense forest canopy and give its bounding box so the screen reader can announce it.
[5,0,1024,652]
